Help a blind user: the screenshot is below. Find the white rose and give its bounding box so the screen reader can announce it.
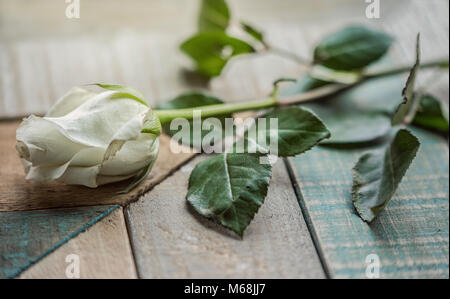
[16,85,160,189]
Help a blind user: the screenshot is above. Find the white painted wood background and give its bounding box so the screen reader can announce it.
[1,0,448,118]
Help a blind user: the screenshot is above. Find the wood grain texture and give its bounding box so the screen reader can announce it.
[0,0,447,119]
[283,0,449,279]
[126,158,325,279]
[0,205,118,278]
[288,128,449,279]
[0,120,194,212]
[0,0,379,118]
[19,207,137,279]
[0,0,448,279]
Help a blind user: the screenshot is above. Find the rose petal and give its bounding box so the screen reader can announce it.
[58,165,101,188]
[46,87,97,117]
[100,136,159,176]
[16,87,159,188]
[17,115,88,166]
[26,162,71,182]
[103,110,149,161]
[25,146,105,182]
[45,91,149,148]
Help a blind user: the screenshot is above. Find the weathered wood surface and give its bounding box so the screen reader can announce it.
[19,207,137,279]
[0,120,194,212]
[288,128,449,279]
[0,205,118,278]
[126,158,325,278]
[283,0,449,279]
[0,0,448,279]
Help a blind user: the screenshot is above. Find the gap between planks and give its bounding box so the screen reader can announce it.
[19,207,137,279]
[283,158,332,279]
[125,156,326,279]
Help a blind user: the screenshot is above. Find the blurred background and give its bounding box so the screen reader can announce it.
[0,0,448,118]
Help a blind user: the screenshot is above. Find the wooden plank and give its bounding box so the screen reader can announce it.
[0,205,118,278]
[0,30,194,119]
[0,120,194,212]
[19,207,137,279]
[284,0,449,279]
[2,0,436,119]
[0,0,447,119]
[288,128,449,278]
[0,0,448,279]
[126,158,325,279]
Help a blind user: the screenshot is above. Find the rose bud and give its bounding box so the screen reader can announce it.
[16,85,161,190]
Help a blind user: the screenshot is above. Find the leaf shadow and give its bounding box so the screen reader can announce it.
[362,205,424,243]
[179,69,210,89]
[319,136,389,150]
[185,201,241,240]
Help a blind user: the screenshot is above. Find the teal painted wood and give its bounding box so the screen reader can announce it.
[288,127,449,279]
[0,205,118,279]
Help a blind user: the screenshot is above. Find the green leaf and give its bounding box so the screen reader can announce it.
[187,153,272,236]
[392,34,421,125]
[158,93,231,149]
[93,83,149,107]
[413,94,449,133]
[159,92,225,110]
[238,107,331,156]
[313,25,393,71]
[305,105,392,145]
[352,129,420,222]
[279,75,405,144]
[180,32,255,77]
[240,22,264,43]
[198,0,230,32]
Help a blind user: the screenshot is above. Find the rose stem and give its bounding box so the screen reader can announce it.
[154,58,449,125]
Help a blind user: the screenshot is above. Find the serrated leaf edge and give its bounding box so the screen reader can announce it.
[351,129,421,222]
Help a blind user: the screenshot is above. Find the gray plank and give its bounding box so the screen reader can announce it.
[19,207,137,279]
[126,158,325,279]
